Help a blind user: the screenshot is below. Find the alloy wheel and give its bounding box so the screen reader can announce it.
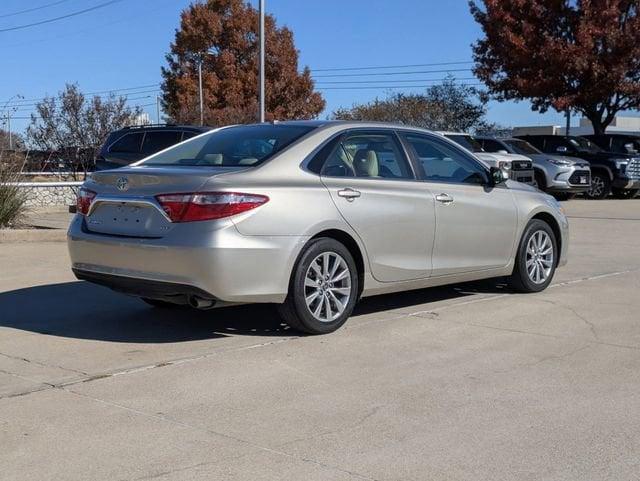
[525,230,554,284]
[588,175,605,198]
[304,252,351,322]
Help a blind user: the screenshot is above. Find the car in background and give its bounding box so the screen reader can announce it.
[515,134,640,199]
[475,136,590,200]
[439,132,535,185]
[68,121,569,334]
[96,124,210,170]
[582,133,640,198]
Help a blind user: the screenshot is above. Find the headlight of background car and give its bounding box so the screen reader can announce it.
[613,159,629,172]
[548,158,572,166]
[498,161,511,170]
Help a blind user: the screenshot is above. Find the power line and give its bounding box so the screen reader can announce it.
[0,0,124,33]
[316,83,483,90]
[0,0,73,19]
[315,77,477,85]
[3,85,160,106]
[312,68,473,78]
[311,61,473,72]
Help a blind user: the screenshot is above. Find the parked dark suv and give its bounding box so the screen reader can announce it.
[515,134,640,199]
[96,124,210,170]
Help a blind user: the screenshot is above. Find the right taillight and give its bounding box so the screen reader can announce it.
[156,192,269,222]
[76,188,97,215]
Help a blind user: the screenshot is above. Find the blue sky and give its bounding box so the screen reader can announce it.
[0,0,569,134]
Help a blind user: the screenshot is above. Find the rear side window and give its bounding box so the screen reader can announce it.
[109,133,144,153]
[142,125,314,167]
[141,131,182,155]
[479,138,507,153]
[316,131,414,180]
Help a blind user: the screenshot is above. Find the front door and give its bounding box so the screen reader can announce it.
[319,130,435,282]
[401,133,518,276]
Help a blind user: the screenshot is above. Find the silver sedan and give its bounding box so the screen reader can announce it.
[68,121,569,334]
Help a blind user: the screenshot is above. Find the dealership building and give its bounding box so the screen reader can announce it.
[513,115,640,137]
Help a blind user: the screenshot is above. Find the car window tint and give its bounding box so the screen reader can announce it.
[479,138,506,153]
[109,133,144,153]
[181,131,198,141]
[321,132,412,179]
[141,131,183,154]
[404,134,487,185]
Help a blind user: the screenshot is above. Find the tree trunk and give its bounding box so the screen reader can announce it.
[586,113,607,136]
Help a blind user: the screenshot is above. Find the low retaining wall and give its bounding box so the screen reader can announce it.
[11,182,83,207]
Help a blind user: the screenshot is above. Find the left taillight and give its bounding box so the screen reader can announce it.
[76,188,97,215]
[155,192,269,222]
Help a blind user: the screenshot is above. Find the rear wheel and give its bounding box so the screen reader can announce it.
[585,172,611,199]
[509,219,557,293]
[278,238,359,334]
[611,188,638,199]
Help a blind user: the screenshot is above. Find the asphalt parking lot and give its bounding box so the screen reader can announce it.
[1,199,639,481]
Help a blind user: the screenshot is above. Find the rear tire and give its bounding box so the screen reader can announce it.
[278,238,359,334]
[611,188,638,199]
[585,172,611,199]
[509,219,558,293]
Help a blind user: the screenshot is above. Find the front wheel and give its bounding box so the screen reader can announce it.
[611,188,638,199]
[585,172,611,199]
[509,219,558,293]
[278,238,359,334]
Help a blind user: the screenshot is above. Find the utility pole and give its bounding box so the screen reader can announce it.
[156,96,161,124]
[258,0,265,123]
[7,112,11,150]
[198,55,204,126]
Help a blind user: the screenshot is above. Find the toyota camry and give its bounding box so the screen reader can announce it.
[68,121,569,334]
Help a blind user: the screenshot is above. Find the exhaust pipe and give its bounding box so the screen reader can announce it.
[188,295,216,310]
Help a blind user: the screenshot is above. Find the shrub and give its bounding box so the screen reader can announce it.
[0,157,28,228]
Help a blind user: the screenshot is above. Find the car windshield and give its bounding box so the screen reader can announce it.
[569,136,602,153]
[445,134,484,152]
[141,124,315,167]
[504,139,542,155]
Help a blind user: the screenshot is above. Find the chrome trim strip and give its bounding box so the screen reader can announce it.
[87,195,171,222]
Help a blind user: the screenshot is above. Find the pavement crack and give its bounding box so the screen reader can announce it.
[0,351,88,376]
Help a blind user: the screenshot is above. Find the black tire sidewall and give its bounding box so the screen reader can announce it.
[289,238,359,334]
[514,220,558,292]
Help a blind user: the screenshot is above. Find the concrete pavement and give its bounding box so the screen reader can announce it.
[1,199,639,480]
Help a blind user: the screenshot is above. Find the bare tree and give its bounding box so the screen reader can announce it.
[26,83,141,174]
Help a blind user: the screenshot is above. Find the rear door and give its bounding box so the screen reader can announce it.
[318,130,435,282]
[401,133,518,276]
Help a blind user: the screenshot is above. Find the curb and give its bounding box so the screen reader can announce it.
[0,229,67,243]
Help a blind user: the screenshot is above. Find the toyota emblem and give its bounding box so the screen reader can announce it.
[116,177,129,191]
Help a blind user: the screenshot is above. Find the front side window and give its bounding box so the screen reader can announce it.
[319,132,413,180]
[141,125,315,167]
[479,138,508,153]
[504,139,541,155]
[444,134,484,153]
[403,134,488,185]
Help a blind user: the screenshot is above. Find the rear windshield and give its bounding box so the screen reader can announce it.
[141,124,315,167]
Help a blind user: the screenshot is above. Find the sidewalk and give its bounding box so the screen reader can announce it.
[23,206,74,230]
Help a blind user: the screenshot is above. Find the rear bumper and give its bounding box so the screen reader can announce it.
[67,215,309,303]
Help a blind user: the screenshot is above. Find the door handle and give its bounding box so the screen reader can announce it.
[338,188,361,201]
[435,193,454,204]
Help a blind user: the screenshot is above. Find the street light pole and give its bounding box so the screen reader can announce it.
[198,56,204,126]
[258,0,265,123]
[7,112,11,150]
[156,96,161,124]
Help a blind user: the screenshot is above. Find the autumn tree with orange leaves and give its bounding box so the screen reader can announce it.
[161,0,325,126]
[470,0,640,135]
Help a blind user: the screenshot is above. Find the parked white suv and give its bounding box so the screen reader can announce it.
[439,132,535,185]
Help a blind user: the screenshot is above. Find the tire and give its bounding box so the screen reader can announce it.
[534,170,546,192]
[278,238,359,334]
[552,192,575,201]
[509,219,558,293]
[585,171,611,200]
[141,298,185,309]
[611,188,638,199]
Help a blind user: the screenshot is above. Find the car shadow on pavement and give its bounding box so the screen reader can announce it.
[0,278,512,343]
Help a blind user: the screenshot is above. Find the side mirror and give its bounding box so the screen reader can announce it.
[556,146,568,153]
[489,166,507,186]
[498,149,509,154]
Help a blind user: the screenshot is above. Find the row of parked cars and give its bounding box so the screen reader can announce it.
[96,124,640,200]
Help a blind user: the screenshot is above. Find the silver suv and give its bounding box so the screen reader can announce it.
[476,137,591,199]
